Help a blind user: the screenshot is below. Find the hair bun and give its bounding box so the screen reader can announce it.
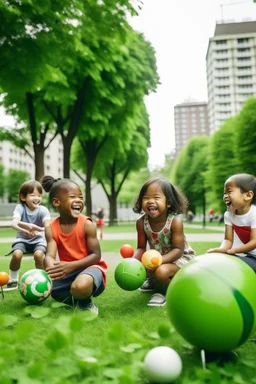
[41,175,56,193]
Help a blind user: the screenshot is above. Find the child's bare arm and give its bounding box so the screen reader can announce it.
[133,217,147,261]
[12,219,44,237]
[207,225,233,253]
[227,228,256,255]
[162,216,184,263]
[46,220,101,280]
[44,226,57,271]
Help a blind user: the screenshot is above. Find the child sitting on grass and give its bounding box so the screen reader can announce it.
[41,175,108,315]
[133,177,195,307]
[6,180,51,290]
[207,173,256,272]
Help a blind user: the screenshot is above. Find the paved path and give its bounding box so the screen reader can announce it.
[0,232,223,243]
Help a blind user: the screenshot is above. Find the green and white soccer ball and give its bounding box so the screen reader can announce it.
[19,269,52,304]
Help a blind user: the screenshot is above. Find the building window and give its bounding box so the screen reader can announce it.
[216,40,227,45]
[237,48,250,52]
[237,38,250,43]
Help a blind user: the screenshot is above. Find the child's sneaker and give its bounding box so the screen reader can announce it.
[147,293,166,307]
[138,278,155,292]
[84,300,99,315]
[4,279,18,291]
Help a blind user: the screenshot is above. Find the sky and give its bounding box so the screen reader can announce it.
[129,0,256,168]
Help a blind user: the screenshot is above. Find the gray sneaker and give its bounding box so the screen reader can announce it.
[84,300,99,315]
[138,278,155,292]
[3,279,18,291]
[147,293,166,307]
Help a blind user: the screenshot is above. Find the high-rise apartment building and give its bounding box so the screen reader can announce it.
[206,20,256,134]
[0,136,63,179]
[174,101,210,155]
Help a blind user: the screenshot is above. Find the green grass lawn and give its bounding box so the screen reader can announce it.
[0,256,255,384]
[0,227,255,383]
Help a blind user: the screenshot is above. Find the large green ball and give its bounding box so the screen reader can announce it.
[115,258,146,291]
[166,253,256,353]
[19,269,52,304]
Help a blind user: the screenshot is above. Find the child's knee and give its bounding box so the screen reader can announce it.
[12,250,23,260]
[71,275,93,296]
[33,251,44,268]
[34,250,44,261]
[154,264,178,281]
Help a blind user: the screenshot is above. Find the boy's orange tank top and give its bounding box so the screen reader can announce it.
[50,214,107,284]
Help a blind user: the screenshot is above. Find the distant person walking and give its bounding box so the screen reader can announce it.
[96,208,105,240]
[209,208,215,222]
[187,210,194,222]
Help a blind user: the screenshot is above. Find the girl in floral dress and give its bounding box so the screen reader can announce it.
[133,178,195,306]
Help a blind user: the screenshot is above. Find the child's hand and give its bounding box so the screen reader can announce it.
[46,262,73,280]
[226,248,236,254]
[21,223,44,238]
[207,248,226,253]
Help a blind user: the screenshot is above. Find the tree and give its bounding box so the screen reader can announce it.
[0,0,87,179]
[206,118,241,213]
[118,168,151,206]
[96,109,150,225]
[0,0,139,179]
[72,100,152,221]
[71,31,159,217]
[173,136,210,226]
[6,169,30,203]
[235,97,256,175]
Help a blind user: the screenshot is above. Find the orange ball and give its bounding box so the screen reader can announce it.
[142,250,162,270]
[0,272,9,286]
[120,244,134,258]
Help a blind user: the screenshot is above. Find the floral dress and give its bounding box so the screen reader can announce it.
[144,213,195,268]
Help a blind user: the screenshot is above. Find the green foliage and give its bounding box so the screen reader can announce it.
[118,168,151,205]
[235,97,256,175]
[0,277,255,383]
[206,118,241,212]
[6,169,30,203]
[0,0,147,180]
[173,136,210,213]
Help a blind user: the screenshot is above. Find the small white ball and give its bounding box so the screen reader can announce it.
[144,346,182,383]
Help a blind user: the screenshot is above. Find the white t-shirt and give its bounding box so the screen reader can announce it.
[224,204,256,257]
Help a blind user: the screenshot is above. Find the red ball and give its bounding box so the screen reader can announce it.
[0,272,9,286]
[120,244,134,258]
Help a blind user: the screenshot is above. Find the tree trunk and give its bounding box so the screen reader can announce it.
[202,190,206,228]
[85,159,93,216]
[34,143,45,181]
[62,138,72,178]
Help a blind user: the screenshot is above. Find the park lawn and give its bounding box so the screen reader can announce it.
[0,241,219,258]
[0,222,224,240]
[100,241,220,255]
[0,243,256,383]
[0,257,256,383]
